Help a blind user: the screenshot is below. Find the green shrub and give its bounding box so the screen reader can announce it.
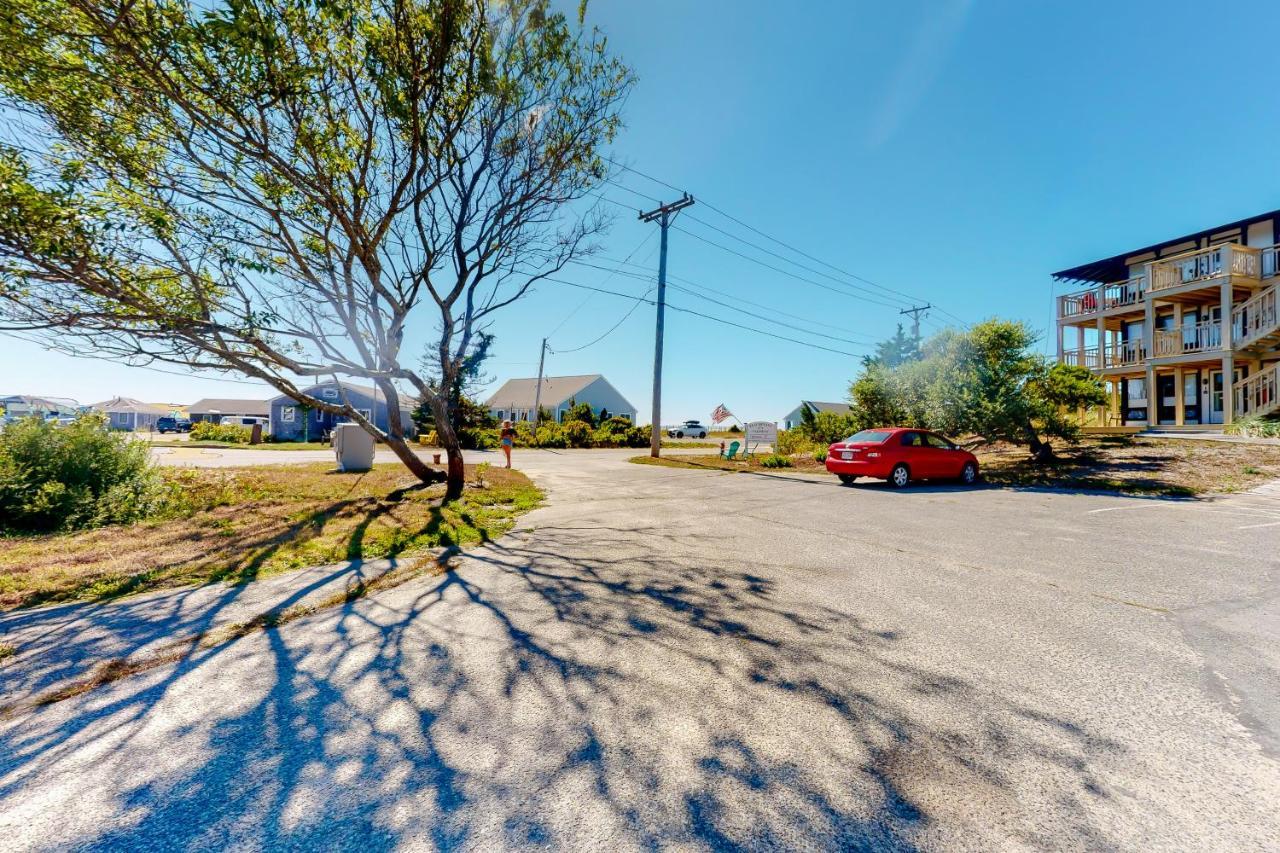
[814,450,827,463]
[562,398,597,427]
[774,429,823,456]
[458,426,498,449]
[727,424,741,433]
[189,421,252,443]
[0,414,166,532]
[534,422,567,448]
[563,420,592,448]
[625,424,651,448]
[1226,416,1280,438]
[760,453,792,469]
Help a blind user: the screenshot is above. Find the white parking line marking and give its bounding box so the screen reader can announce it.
[1237,520,1280,530]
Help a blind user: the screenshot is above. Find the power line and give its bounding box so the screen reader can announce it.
[603,157,971,326]
[670,225,908,310]
[665,282,872,349]
[563,256,881,344]
[544,277,865,359]
[570,257,881,341]
[547,230,657,338]
[550,286,654,354]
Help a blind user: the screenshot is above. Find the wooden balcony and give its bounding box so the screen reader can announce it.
[1062,340,1146,371]
[1058,276,1144,319]
[1149,243,1261,293]
[1152,321,1222,358]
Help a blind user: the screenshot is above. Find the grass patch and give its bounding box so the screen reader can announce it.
[0,462,541,610]
[0,642,15,661]
[975,438,1280,496]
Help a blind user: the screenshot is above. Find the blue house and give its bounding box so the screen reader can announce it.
[268,381,418,442]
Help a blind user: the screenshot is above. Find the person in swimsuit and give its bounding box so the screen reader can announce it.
[500,420,515,468]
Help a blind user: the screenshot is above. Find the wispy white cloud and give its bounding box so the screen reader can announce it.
[866,0,974,148]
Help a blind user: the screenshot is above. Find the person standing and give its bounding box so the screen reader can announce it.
[500,419,515,468]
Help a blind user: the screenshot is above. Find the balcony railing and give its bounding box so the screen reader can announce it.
[1061,346,1100,369]
[1149,243,1261,292]
[1058,276,1145,319]
[1152,321,1222,357]
[1263,245,1280,279]
[1103,339,1146,368]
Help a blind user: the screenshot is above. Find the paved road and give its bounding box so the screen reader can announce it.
[1,451,1278,851]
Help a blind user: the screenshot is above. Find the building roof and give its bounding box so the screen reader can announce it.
[1051,208,1280,283]
[0,395,81,410]
[90,396,171,415]
[188,397,271,416]
[266,380,417,409]
[797,401,852,415]
[485,374,606,410]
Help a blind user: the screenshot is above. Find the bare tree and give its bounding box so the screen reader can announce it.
[0,0,632,497]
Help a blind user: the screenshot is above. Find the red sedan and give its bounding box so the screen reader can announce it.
[825,428,979,488]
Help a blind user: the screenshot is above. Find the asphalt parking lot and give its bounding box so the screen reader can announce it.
[1,449,1277,850]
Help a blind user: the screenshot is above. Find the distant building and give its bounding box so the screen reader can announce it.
[91,397,172,431]
[188,398,271,424]
[486,374,637,423]
[780,401,853,431]
[0,395,81,419]
[267,381,417,441]
[1055,207,1280,427]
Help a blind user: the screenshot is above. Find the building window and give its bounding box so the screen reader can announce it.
[280,406,296,423]
[356,408,372,421]
[322,387,339,400]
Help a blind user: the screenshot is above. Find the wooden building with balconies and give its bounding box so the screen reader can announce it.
[1054,210,1280,429]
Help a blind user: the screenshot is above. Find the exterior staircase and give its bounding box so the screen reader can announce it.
[1235,362,1280,419]
[1232,283,1280,419]
[1233,283,1280,350]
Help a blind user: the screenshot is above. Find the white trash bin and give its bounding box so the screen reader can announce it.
[333,423,375,472]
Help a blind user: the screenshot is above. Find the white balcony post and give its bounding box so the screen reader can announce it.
[1174,366,1184,426]
[1056,321,1064,363]
[1221,280,1234,424]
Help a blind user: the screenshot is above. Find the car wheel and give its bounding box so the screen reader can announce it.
[837,474,855,486]
[675,431,684,438]
[960,461,978,485]
[889,464,910,489]
[697,432,706,439]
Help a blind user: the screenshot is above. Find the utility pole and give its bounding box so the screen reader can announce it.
[640,193,695,458]
[900,304,931,349]
[532,337,548,425]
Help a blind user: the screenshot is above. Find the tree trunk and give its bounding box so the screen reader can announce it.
[430,398,467,501]
[383,431,444,484]
[1024,425,1056,464]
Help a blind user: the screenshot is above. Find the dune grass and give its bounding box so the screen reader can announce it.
[0,462,540,610]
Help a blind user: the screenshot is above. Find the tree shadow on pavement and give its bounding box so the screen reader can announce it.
[0,523,1128,850]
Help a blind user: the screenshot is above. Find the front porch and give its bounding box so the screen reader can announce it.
[1083,359,1248,429]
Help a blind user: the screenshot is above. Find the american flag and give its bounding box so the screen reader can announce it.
[711,404,732,424]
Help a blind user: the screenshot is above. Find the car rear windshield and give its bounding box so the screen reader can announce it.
[843,429,893,444]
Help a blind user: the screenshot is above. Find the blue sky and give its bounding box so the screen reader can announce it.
[6,0,1280,422]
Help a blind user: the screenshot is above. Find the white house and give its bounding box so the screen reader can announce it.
[486,374,637,423]
[780,400,853,431]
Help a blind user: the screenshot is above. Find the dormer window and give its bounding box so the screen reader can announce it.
[322,388,339,400]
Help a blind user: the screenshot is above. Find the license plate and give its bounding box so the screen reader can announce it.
[841,451,853,460]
